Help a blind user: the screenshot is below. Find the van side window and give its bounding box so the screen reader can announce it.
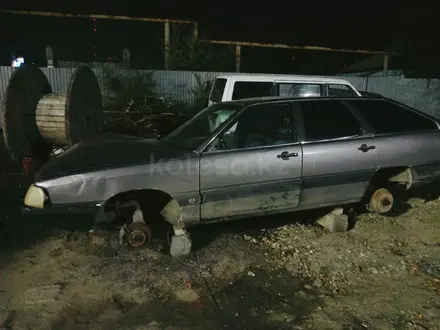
[232,82,274,100]
[328,84,358,97]
[277,83,323,97]
[210,78,227,102]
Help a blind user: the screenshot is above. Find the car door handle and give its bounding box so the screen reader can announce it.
[277,151,298,160]
[358,144,376,152]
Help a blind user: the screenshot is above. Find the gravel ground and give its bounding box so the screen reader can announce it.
[1,186,440,329]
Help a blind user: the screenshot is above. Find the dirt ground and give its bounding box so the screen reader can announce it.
[1,186,440,330]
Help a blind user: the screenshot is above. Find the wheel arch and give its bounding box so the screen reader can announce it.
[360,166,414,212]
[371,166,414,190]
[95,188,184,228]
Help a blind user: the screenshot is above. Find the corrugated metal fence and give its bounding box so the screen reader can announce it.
[1,66,440,117]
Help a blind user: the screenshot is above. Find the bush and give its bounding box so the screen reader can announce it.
[101,68,157,112]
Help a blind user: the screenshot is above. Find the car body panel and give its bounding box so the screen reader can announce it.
[300,136,378,207]
[36,133,184,181]
[200,143,303,220]
[370,132,440,184]
[35,133,201,215]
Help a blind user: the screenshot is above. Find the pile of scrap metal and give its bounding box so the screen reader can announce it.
[103,108,187,138]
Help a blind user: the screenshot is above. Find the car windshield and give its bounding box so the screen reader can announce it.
[162,103,243,150]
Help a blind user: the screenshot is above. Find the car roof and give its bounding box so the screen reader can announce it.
[212,96,440,123]
[218,96,386,107]
[214,74,354,85]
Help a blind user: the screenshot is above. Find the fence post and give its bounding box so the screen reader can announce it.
[193,22,198,41]
[46,46,54,68]
[122,47,130,68]
[164,20,170,70]
[235,45,241,72]
[383,55,389,76]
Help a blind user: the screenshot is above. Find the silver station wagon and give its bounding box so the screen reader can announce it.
[23,96,440,256]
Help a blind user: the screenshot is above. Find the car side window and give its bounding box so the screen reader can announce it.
[213,103,295,151]
[350,100,438,134]
[300,100,362,141]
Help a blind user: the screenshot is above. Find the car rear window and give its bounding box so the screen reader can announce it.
[350,100,438,134]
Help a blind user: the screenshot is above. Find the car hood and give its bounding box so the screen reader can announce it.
[35,133,191,181]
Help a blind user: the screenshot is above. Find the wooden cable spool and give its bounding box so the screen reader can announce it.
[0,65,103,163]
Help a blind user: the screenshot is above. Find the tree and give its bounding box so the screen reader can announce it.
[165,23,233,71]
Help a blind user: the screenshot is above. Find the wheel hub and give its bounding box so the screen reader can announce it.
[369,187,394,214]
[126,222,152,248]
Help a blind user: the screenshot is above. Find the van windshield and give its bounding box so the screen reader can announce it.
[209,78,227,103]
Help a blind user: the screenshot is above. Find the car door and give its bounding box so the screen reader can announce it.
[298,99,378,208]
[199,101,303,220]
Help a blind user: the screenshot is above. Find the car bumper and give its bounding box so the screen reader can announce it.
[21,203,100,231]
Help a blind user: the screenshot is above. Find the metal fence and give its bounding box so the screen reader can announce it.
[1,66,440,119]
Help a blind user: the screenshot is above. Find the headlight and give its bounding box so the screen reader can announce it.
[24,184,47,209]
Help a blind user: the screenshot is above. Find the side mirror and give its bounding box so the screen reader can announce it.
[206,135,227,152]
[218,136,227,149]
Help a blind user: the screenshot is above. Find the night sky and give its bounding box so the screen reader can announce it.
[0,3,439,74]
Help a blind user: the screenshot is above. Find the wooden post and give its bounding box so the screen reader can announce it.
[164,20,170,70]
[193,22,198,41]
[383,55,389,76]
[235,45,241,72]
[122,47,130,68]
[46,46,54,68]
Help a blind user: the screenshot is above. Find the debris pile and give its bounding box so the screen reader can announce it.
[104,109,188,139]
[102,96,194,139]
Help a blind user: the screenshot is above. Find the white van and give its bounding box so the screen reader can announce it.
[208,74,361,105]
